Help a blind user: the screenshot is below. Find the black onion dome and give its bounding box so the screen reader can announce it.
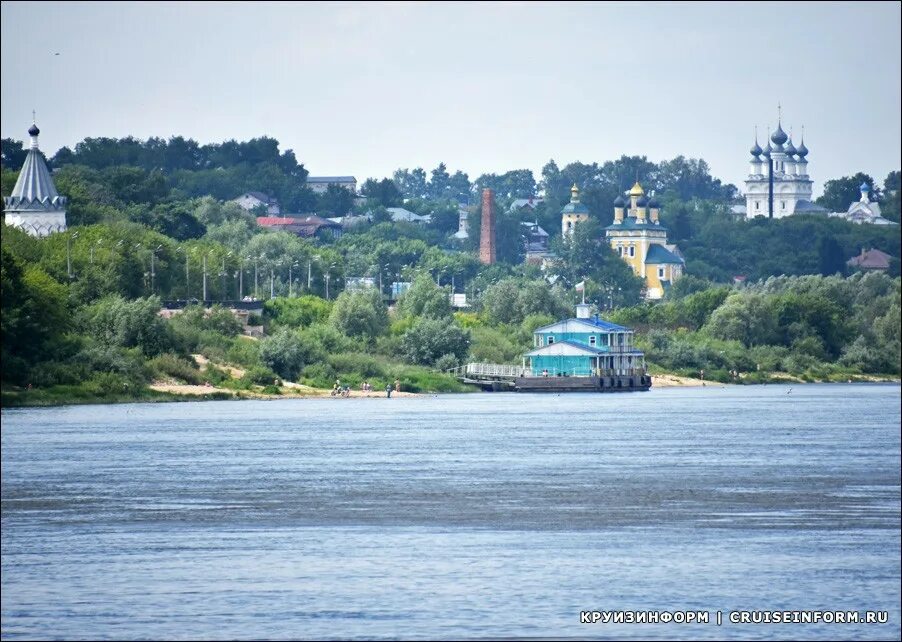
[648,196,660,208]
[770,122,787,145]
[636,194,648,207]
[613,195,625,207]
[28,123,40,136]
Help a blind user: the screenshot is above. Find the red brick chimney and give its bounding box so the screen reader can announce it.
[479,188,496,265]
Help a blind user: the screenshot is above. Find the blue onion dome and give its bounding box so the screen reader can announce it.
[796,139,808,158]
[783,138,797,156]
[648,196,660,208]
[28,123,40,136]
[860,182,870,192]
[762,141,772,157]
[613,195,625,207]
[750,140,762,157]
[770,122,788,145]
[636,194,648,207]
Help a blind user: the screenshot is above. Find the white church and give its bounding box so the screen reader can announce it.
[3,121,68,236]
[739,118,827,219]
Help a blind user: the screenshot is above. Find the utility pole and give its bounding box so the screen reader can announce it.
[270,268,275,299]
[307,258,313,290]
[184,250,190,299]
[239,261,244,300]
[202,253,208,302]
[325,272,330,300]
[221,256,227,301]
[254,256,259,300]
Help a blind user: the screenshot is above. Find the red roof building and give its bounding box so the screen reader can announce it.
[846,248,893,271]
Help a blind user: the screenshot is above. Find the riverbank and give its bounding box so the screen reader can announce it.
[3,354,898,408]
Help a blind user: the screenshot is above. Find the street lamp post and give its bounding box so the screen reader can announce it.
[289,261,299,297]
[150,244,162,293]
[90,238,102,265]
[202,252,208,302]
[66,231,78,280]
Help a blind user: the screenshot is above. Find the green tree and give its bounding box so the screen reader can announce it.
[316,184,355,215]
[1,138,28,171]
[264,295,332,328]
[397,274,451,318]
[817,236,846,276]
[77,295,175,356]
[259,327,323,381]
[328,289,389,339]
[816,173,880,212]
[401,317,470,365]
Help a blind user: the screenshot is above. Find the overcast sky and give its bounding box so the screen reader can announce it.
[2,1,900,197]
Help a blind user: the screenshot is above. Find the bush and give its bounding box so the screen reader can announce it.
[329,289,389,339]
[78,295,176,356]
[226,336,261,368]
[401,317,470,366]
[28,361,89,387]
[241,365,279,387]
[259,328,324,380]
[434,353,461,371]
[148,353,204,384]
[264,295,332,328]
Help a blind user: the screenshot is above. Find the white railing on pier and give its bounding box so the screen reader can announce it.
[461,363,529,378]
[448,363,647,379]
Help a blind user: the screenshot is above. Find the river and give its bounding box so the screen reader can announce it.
[2,384,900,640]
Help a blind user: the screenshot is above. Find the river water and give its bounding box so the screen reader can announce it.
[2,384,900,640]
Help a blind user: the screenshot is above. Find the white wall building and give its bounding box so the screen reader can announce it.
[306,176,357,194]
[3,122,68,237]
[232,192,280,215]
[829,183,897,225]
[743,121,825,218]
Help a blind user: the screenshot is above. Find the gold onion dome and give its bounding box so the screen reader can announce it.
[628,181,645,196]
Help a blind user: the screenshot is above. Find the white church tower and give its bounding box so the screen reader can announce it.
[744,112,820,219]
[3,121,68,236]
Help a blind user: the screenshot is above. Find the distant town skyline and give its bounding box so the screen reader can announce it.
[2,1,900,198]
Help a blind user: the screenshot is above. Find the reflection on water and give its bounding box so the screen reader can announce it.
[2,385,900,639]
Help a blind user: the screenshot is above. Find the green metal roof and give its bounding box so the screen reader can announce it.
[604,216,668,231]
[644,244,683,264]
[561,202,589,214]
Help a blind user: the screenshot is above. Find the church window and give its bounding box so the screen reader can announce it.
[629,246,635,257]
[755,202,759,210]
[781,201,786,210]
[658,266,665,279]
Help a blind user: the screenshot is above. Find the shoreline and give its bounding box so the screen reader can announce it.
[3,376,899,408]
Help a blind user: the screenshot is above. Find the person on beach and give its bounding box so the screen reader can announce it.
[394,379,400,393]
[385,384,392,398]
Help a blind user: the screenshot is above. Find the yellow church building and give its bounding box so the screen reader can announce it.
[604,182,684,299]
